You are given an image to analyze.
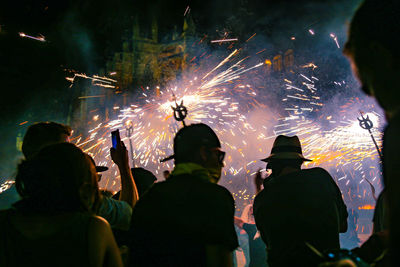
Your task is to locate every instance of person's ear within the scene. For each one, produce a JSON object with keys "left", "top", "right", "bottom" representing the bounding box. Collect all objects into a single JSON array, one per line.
[
  {"left": 79, "top": 183, "right": 95, "bottom": 211},
  {"left": 199, "top": 146, "right": 208, "bottom": 163}
]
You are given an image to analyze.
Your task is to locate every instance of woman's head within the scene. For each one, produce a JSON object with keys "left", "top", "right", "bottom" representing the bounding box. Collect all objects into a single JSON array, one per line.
[{"left": 15, "top": 142, "right": 99, "bottom": 214}]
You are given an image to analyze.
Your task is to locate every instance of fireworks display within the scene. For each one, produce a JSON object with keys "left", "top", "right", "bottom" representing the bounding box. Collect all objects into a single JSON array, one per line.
[
  {"left": 0, "top": 6, "right": 384, "bottom": 244},
  {"left": 73, "top": 50, "right": 268, "bottom": 188},
  {"left": 70, "top": 37, "right": 384, "bottom": 229}
]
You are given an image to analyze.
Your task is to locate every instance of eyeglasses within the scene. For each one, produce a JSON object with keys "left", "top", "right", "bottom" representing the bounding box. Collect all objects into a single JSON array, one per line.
[
  {"left": 210, "top": 148, "right": 225, "bottom": 165},
  {"left": 219, "top": 151, "right": 226, "bottom": 164}
]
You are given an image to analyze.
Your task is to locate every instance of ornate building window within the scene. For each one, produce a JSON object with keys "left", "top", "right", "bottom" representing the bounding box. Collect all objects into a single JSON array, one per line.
[
  {"left": 273, "top": 55, "right": 282, "bottom": 72},
  {"left": 284, "top": 49, "right": 294, "bottom": 69}
]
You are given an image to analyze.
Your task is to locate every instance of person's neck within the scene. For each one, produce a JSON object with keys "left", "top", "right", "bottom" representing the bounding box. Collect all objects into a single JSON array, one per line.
[
  {"left": 171, "top": 162, "right": 215, "bottom": 183},
  {"left": 276, "top": 166, "right": 300, "bottom": 177},
  {"left": 385, "top": 107, "right": 400, "bottom": 122}
]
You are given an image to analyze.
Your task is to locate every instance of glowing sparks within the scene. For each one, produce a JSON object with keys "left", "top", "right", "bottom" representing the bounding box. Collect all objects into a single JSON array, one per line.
[
  {"left": 210, "top": 38, "right": 238, "bottom": 43},
  {"left": 0, "top": 181, "right": 14, "bottom": 194},
  {"left": 330, "top": 33, "right": 340, "bottom": 49},
  {"left": 74, "top": 52, "right": 266, "bottom": 192},
  {"left": 358, "top": 204, "right": 375, "bottom": 210},
  {"left": 246, "top": 33, "right": 257, "bottom": 42},
  {"left": 67, "top": 37, "right": 383, "bottom": 225},
  {"left": 66, "top": 73, "right": 117, "bottom": 88},
  {"left": 184, "top": 5, "right": 191, "bottom": 16},
  {"left": 301, "top": 63, "right": 318, "bottom": 70},
  {"left": 19, "top": 32, "right": 46, "bottom": 42},
  {"left": 78, "top": 95, "right": 106, "bottom": 99}
]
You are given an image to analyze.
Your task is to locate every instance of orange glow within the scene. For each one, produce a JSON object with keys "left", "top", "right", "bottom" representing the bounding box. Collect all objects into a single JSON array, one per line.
[{"left": 358, "top": 204, "right": 375, "bottom": 210}]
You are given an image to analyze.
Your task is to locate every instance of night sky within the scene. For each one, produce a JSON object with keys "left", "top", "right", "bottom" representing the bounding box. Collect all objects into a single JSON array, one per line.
[{"left": 0, "top": 0, "right": 361, "bottom": 177}]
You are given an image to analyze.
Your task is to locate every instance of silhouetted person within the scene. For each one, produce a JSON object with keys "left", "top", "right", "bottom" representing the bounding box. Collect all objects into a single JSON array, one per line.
[
  {"left": 131, "top": 167, "right": 157, "bottom": 197},
  {"left": 0, "top": 143, "right": 122, "bottom": 266},
  {"left": 235, "top": 204, "right": 268, "bottom": 267},
  {"left": 113, "top": 167, "right": 157, "bottom": 200},
  {"left": 253, "top": 135, "right": 348, "bottom": 267},
  {"left": 343, "top": 1, "right": 400, "bottom": 264},
  {"left": 373, "top": 190, "right": 388, "bottom": 234},
  {"left": 0, "top": 121, "right": 137, "bottom": 230},
  {"left": 0, "top": 122, "right": 72, "bottom": 209},
  {"left": 130, "top": 123, "right": 238, "bottom": 267},
  {"left": 113, "top": 167, "right": 156, "bottom": 253},
  {"left": 340, "top": 209, "right": 360, "bottom": 249}
]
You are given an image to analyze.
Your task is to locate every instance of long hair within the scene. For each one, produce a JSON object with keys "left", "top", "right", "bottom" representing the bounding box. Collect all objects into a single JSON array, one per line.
[{"left": 14, "top": 142, "right": 99, "bottom": 214}]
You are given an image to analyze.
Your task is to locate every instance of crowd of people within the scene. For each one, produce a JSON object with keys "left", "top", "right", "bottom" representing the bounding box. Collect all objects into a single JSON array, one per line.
[{"left": 0, "top": 0, "right": 399, "bottom": 266}]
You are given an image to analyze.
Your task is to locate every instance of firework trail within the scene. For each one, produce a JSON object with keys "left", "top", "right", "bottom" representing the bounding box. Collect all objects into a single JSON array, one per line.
[{"left": 18, "top": 32, "right": 46, "bottom": 42}]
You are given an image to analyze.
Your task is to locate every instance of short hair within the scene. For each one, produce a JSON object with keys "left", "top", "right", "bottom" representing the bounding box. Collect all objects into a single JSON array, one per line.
[
  {"left": 22, "top": 122, "right": 72, "bottom": 159},
  {"left": 15, "top": 143, "right": 98, "bottom": 214},
  {"left": 173, "top": 123, "right": 221, "bottom": 164},
  {"left": 345, "top": 0, "right": 400, "bottom": 59}
]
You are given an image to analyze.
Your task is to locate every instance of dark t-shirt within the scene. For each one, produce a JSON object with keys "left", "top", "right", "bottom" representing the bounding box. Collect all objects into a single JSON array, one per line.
[
  {"left": 372, "top": 189, "right": 388, "bottom": 233},
  {"left": 129, "top": 173, "right": 238, "bottom": 267},
  {"left": 253, "top": 167, "right": 348, "bottom": 267},
  {"left": 243, "top": 223, "right": 268, "bottom": 267},
  {"left": 383, "top": 112, "right": 400, "bottom": 264}
]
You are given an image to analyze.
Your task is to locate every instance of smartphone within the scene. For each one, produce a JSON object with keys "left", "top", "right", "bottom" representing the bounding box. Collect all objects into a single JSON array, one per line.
[{"left": 111, "top": 129, "right": 120, "bottom": 149}]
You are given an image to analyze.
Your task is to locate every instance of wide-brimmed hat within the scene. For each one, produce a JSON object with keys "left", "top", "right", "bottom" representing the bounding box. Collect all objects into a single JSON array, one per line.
[
  {"left": 160, "top": 123, "right": 221, "bottom": 162},
  {"left": 261, "top": 135, "right": 312, "bottom": 162}
]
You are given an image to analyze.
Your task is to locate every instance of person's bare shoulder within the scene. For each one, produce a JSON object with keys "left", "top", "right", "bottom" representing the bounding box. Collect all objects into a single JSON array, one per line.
[
  {"left": 87, "top": 215, "right": 113, "bottom": 245},
  {"left": 89, "top": 215, "right": 111, "bottom": 229},
  {"left": 87, "top": 215, "right": 123, "bottom": 267}
]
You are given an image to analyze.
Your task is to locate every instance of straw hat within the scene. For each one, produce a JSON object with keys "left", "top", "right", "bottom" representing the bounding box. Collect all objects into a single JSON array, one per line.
[{"left": 261, "top": 135, "right": 312, "bottom": 162}]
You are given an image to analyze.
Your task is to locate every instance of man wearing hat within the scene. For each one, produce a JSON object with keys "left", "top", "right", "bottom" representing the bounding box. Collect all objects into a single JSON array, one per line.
[
  {"left": 253, "top": 135, "right": 348, "bottom": 267},
  {"left": 129, "top": 123, "right": 238, "bottom": 267}
]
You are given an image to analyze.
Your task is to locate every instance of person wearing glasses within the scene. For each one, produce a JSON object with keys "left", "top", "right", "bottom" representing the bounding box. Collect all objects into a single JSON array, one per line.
[
  {"left": 253, "top": 135, "right": 348, "bottom": 267},
  {"left": 129, "top": 123, "right": 238, "bottom": 267}
]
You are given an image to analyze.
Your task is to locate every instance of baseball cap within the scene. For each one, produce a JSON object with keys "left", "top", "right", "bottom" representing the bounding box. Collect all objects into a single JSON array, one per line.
[{"left": 160, "top": 123, "right": 221, "bottom": 162}]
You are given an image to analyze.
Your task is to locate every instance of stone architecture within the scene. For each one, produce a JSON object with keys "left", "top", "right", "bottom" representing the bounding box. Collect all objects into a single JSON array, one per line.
[{"left": 105, "top": 16, "right": 196, "bottom": 92}]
